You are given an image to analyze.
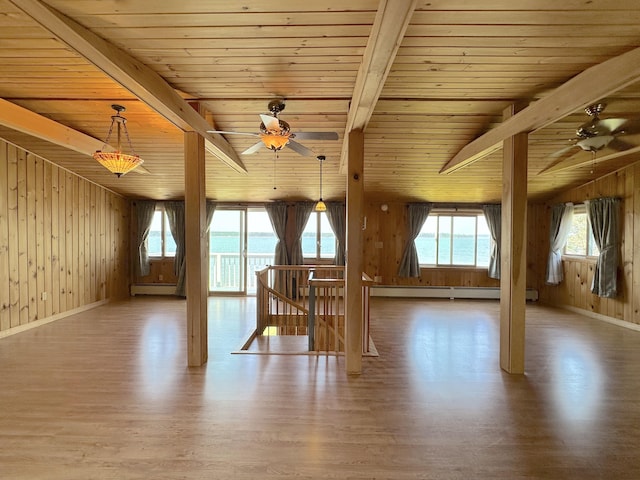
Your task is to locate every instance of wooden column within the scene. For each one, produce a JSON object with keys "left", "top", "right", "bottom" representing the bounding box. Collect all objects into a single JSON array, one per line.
[
  {"left": 184, "top": 131, "right": 208, "bottom": 367},
  {"left": 345, "top": 129, "right": 364, "bottom": 374},
  {"left": 500, "top": 104, "right": 528, "bottom": 374}
]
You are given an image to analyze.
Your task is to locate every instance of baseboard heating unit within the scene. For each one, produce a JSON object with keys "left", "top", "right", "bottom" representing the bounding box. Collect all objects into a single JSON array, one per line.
[
  {"left": 130, "top": 284, "right": 177, "bottom": 296},
  {"left": 371, "top": 286, "right": 538, "bottom": 301}
]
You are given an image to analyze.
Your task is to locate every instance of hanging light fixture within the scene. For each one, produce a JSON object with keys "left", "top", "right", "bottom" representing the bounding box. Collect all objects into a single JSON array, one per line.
[
  {"left": 315, "top": 155, "right": 327, "bottom": 212},
  {"left": 93, "top": 104, "right": 144, "bottom": 177}
]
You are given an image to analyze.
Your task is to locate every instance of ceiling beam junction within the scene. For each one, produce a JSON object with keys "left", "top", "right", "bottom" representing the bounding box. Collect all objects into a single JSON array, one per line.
[
  {"left": 440, "top": 46, "right": 640, "bottom": 174},
  {"left": 9, "top": 0, "right": 247, "bottom": 174},
  {"left": 339, "top": 0, "right": 417, "bottom": 173}
]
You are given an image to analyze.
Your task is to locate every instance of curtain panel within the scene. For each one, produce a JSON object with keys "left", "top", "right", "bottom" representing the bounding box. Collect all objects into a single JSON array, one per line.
[
  {"left": 482, "top": 204, "right": 501, "bottom": 280},
  {"left": 545, "top": 202, "right": 574, "bottom": 285},
  {"left": 326, "top": 202, "right": 346, "bottom": 266},
  {"left": 135, "top": 200, "right": 156, "bottom": 277},
  {"left": 165, "top": 201, "right": 186, "bottom": 296},
  {"left": 585, "top": 197, "right": 620, "bottom": 298},
  {"left": 397, "top": 203, "right": 432, "bottom": 277},
  {"left": 173, "top": 200, "right": 216, "bottom": 297},
  {"left": 265, "top": 202, "right": 289, "bottom": 265},
  {"left": 289, "top": 202, "right": 314, "bottom": 265}
]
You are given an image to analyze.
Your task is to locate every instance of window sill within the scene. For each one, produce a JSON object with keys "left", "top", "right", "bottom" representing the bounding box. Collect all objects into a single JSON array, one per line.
[
  {"left": 419, "top": 265, "right": 488, "bottom": 271},
  {"left": 561, "top": 255, "right": 597, "bottom": 264}
]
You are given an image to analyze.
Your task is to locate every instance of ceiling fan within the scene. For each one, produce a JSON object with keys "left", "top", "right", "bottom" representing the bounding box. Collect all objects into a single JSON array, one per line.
[
  {"left": 547, "top": 103, "right": 640, "bottom": 159},
  {"left": 207, "top": 99, "right": 339, "bottom": 157}
]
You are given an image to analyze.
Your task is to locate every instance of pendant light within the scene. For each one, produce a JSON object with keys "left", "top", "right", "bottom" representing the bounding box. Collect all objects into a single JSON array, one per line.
[
  {"left": 93, "top": 104, "right": 144, "bottom": 177},
  {"left": 315, "top": 155, "right": 327, "bottom": 212}
]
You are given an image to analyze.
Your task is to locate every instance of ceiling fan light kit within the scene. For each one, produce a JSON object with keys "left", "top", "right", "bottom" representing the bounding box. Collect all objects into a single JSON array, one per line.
[
  {"left": 547, "top": 102, "right": 640, "bottom": 159},
  {"left": 207, "top": 99, "right": 338, "bottom": 158},
  {"left": 93, "top": 104, "right": 144, "bottom": 177}
]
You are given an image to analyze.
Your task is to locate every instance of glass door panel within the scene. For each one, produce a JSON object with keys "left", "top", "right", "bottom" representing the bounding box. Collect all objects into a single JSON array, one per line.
[
  {"left": 209, "top": 210, "right": 245, "bottom": 293},
  {"left": 246, "top": 209, "right": 277, "bottom": 294}
]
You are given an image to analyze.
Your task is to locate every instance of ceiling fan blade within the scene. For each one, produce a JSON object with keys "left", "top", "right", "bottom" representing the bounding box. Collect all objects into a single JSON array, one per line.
[
  {"left": 287, "top": 140, "right": 316, "bottom": 157},
  {"left": 259, "top": 114, "right": 280, "bottom": 131},
  {"left": 608, "top": 138, "right": 636, "bottom": 151},
  {"left": 601, "top": 117, "right": 640, "bottom": 136},
  {"left": 241, "top": 141, "right": 265, "bottom": 155},
  {"left": 293, "top": 131, "right": 339, "bottom": 140},
  {"left": 548, "top": 144, "right": 578, "bottom": 158},
  {"left": 207, "top": 130, "right": 259, "bottom": 137},
  {"left": 592, "top": 118, "right": 627, "bottom": 135}
]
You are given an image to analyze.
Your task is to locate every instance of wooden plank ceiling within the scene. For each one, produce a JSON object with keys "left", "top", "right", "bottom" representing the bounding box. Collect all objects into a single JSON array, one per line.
[{"left": 1, "top": 0, "right": 640, "bottom": 203}]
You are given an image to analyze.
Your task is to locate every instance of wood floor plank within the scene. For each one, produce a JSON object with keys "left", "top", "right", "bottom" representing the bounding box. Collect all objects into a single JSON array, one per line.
[{"left": 1, "top": 297, "right": 640, "bottom": 478}]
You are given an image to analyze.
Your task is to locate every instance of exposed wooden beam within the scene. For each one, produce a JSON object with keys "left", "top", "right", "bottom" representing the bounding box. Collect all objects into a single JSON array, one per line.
[
  {"left": 9, "top": 0, "right": 247, "bottom": 174},
  {"left": 538, "top": 145, "right": 640, "bottom": 176},
  {"left": 440, "top": 46, "right": 640, "bottom": 174},
  {"left": 345, "top": 129, "right": 364, "bottom": 375},
  {"left": 184, "top": 131, "right": 208, "bottom": 367},
  {"left": 339, "top": 0, "right": 417, "bottom": 173},
  {"left": 0, "top": 98, "right": 151, "bottom": 174},
  {"left": 499, "top": 103, "right": 528, "bottom": 375}
]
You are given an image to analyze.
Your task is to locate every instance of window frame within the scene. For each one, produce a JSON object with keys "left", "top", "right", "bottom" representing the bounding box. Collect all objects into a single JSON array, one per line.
[
  {"left": 416, "top": 211, "right": 490, "bottom": 269},
  {"left": 148, "top": 205, "right": 176, "bottom": 259},
  {"left": 563, "top": 204, "right": 599, "bottom": 259},
  {"left": 302, "top": 211, "right": 336, "bottom": 262}
]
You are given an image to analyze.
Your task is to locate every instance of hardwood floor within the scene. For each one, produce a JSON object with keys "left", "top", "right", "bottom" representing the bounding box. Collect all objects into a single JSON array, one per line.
[{"left": 2, "top": 296, "right": 640, "bottom": 479}]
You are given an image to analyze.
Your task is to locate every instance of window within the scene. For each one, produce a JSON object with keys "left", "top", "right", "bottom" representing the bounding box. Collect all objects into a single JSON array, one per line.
[
  {"left": 564, "top": 207, "right": 599, "bottom": 257},
  {"left": 302, "top": 212, "right": 336, "bottom": 260},
  {"left": 416, "top": 213, "right": 490, "bottom": 267},
  {"left": 147, "top": 206, "right": 176, "bottom": 258}
]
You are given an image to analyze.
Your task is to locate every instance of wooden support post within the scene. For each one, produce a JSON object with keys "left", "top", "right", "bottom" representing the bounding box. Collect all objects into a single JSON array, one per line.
[
  {"left": 500, "top": 104, "right": 528, "bottom": 374},
  {"left": 184, "top": 131, "right": 208, "bottom": 367},
  {"left": 345, "top": 129, "right": 364, "bottom": 375}
]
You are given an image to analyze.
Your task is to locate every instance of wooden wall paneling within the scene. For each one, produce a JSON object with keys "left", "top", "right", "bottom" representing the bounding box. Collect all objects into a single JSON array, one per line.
[
  {"left": 64, "top": 171, "right": 73, "bottom": 309},
  {"left": 43, "top": 161, "right": 52, "bottom": 318},
  {"left": 77, "top": 177, "right": 86, "bottom": 306},
  {"left": 50, "top": 165, "right": 60, "bottom": 315},
  {"left": 7, "top": 144, "right": 19, "bottom": 327},
  {"left": 84, "top": 179, "right": 91, "bottom": 303},
  {"left": 25, "top": 154, "right": 38, "bottom": 323},
  {"left": 89, "top": 182, "right": 96, "bottom": 302},
  {"left": 98, "top": 188, "right": 107, "bottom": 300},
  {"left": 35, "top": 156, "right": 45, "bottom": 320},
  {"left": 17, "top": 148, "right": 28, "bottom": 325},
  {"left": 0, "top": 141, "right": 8, "bottom": 331},
  {"left": 71, "top": 174, "right": 79, "bottom": 308},
  {"left": 633, "top": 163, "right": 640, "bottom": 325},
  {"left": 58, "top": 169, "right": 67, "bottom": 313},
  {"left": 26, "top": 153, "right": 37, "bottom": 322}
]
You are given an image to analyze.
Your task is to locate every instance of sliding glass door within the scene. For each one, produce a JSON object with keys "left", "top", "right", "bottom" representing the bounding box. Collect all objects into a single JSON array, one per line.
[{"left": 209, "top": 208, "right": 276, "bottom": 294}]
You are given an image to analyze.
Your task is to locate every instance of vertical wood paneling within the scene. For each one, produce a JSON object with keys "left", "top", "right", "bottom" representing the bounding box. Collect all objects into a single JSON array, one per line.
[
  {"left": 72, "top": 175, "right": 80, "bottom": 309},
  {"left": 90, "top": 183, "right": 96, "bottom": 302},
  {"left": 0, "top": 139, "right": 131, "bottom": 334},
  {"left": 35, "top": 156, "right": 45, "bottom": 320},
  {"left": 26, "top": 154, "right": 37, "bottom": 322},
  {"left": 533, "top": 162, "right": 640, "bottom": 324},
  {"left": 0, "top": 142, "right": 9, "bottom": 331},
  {"left": 78, "top": 179, "right": 86, "bottom": 306},
  {"left": 7, "top": 144, "right": 19, "bottom": 328},
  {"left": 17, "top": 149, "right": 28, "bottom": 325},
  {"left": 84, "top": 180, "right": 91, "bottom": 303},
  {"left": 43, "top": 162, "right": 52, "bottom": 318},
  {"left": 65, "top": 171, "right": 74, "bottom": 309},
  {"left": 58, "top": 170, "right": 67, "bottom": 313},
  {"left": 50, "top": 166, "right": 60, "bottom": 315}
]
